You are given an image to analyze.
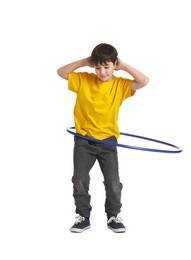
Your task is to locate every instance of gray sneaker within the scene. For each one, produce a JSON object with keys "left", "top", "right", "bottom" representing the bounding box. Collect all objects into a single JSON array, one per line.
[
  {"left": 107, "top": 216, "right": 126, "bottom": 233},
  {"left": 70, "top": 215, "right": 90, "bottom": 233}
]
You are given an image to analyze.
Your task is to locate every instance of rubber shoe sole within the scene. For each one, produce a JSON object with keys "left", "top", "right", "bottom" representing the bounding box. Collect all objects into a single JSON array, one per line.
[
  {"left": 70, "top": 225, "right": 91, "bottom": 233},
  {"left": 108, "top": 225, "right": 126, "bottom": 233}
]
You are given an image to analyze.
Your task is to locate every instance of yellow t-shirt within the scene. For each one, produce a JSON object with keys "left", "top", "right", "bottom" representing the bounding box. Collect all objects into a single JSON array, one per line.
[{"left": 68, "top": 72, "right": 135, "bottom": 139}]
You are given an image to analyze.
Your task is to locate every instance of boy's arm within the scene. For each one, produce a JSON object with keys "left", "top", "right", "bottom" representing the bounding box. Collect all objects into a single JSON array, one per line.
[
  {"left": 116, "top": 59, "right": 149, "bottom": 90},
  {"left": 57, "top": 57, "right": 93, "bottom": 80}
]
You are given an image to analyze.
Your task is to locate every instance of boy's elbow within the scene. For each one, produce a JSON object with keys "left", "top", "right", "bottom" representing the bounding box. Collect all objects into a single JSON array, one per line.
[
  {"left": 57, "top": 68, "right": 68, "bottom": 80},
  {"left": 132, "top": 76, "right": 149, "bottom": 90},
  {"left": 143, "top": 76, "right": 149, "bottom": 86},
  {"left": 57, "top": 68, "right": 62, "bottom": 77}
]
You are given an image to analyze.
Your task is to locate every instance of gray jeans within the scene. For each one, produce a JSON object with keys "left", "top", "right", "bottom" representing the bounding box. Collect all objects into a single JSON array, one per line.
[{"left": 72, "top": 135, "right": 123, "bottom": 219}]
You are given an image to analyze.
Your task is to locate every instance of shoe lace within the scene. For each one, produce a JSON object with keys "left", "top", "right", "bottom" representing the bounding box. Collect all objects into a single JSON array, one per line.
[
  {"left": 107, "top": 216, "right": 122, "bottom": 224},
  {"left": 74, "top": 215, "right": 85, "bottom": 224}
]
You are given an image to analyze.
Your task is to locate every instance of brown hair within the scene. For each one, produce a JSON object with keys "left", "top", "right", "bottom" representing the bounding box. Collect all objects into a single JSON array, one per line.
[{"left": 91, "top": 43, "right": 118, "bottom": 66}]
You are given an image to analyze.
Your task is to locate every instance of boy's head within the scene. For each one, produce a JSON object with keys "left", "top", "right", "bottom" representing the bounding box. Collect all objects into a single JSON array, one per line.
[{"left": 91, "top": 43, "right": 118, "bottom": 66}]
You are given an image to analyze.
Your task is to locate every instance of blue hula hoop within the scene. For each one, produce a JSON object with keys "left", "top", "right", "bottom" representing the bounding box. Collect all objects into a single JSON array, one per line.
[{"left": 66, "top": 127, "right": 182, "bottom": 154}]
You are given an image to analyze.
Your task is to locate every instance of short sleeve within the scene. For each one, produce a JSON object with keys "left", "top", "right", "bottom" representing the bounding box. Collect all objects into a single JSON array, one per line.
[
  {"left": 68, "top": 72, "right": 81, "bottom": 93},
  {"left": 119, "top": 78, "right": 135, "bottom": 102}
]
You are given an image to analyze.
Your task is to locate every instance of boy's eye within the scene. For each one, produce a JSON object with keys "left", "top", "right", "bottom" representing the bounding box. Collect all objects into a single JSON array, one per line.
[{"left": 95, "top": 66, "right": 109, "bottom": 70}]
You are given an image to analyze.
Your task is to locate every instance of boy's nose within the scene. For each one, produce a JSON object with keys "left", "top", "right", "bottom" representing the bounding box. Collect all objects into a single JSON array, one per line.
[{"left": 100, "top": 68, "right": 105, "bottom": 75}]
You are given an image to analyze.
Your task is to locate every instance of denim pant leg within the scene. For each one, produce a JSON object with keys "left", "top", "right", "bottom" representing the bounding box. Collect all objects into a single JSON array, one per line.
[
  {"left": 72, "top": 136, "right": 97, "bottom": 217},
  {"left": 97, "top": 136, "right": 123, "bottom": 219}
]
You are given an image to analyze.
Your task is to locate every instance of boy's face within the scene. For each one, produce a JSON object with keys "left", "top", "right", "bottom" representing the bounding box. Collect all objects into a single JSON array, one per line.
[{"left": 94, "top": 61, "right": 117, "bottom": 82}]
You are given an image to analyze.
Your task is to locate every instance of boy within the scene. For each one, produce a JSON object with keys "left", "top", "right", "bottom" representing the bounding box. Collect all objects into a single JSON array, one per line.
[{"left": 57, "top": 43, "right": 149, "bottom": 233}]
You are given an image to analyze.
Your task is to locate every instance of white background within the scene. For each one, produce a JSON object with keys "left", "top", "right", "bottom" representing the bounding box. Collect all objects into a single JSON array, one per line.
[{"left": 0, "top": 0, "right": 190, "bottom": 259}]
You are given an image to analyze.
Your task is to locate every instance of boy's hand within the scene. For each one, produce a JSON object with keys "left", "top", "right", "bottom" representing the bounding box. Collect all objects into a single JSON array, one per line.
[
  {"left": 115, "top": 58, "right": 122, "bottom": 71},
  {"left": 86, "top": 57, "right": 94, "bottom": 68}
]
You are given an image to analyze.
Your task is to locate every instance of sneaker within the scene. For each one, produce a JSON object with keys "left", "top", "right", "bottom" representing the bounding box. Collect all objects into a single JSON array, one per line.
[
  {"left": 107, "top": 216, "right": 126, "bottom": 233},
  {"left": 70, "top": 215, "right": 90, "bottom": 233}
]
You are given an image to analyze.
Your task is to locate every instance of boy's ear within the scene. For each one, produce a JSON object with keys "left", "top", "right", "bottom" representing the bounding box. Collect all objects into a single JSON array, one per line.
[{"left": 114, "top": 60, "right": 118, "bottom": 69}]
